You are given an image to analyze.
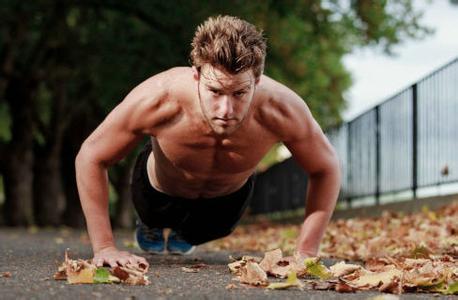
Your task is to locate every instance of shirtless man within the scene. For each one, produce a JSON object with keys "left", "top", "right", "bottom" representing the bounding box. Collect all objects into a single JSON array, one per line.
[{"left": 75, "top": 15, "right": 341, "bottom": 269}]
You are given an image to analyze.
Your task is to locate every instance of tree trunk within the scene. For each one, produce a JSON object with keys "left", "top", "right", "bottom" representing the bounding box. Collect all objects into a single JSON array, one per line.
[
  {"left": 33, "top": 144, "right": 65, "bottom": 226},
  {"left": 2, "top": 78, "right": 36, "bottom": 226},
  {"left": 33, "top": 80, "right": 68, "bottom": 226},
  {"left": 3, "top": 146, "right": 34, "bottom": 226}
]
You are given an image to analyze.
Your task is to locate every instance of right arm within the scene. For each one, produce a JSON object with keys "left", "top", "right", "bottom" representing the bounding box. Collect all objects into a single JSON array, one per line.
[{"left": 75, "top": 75, "right": 171, "bottom": 268}]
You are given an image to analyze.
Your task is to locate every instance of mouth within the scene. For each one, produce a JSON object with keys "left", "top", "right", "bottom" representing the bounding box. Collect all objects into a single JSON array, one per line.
[
  {"left": 213, "top": 118, "right": 237, "bottom": 127},
  {"left": 215, "top": 117, "right": 234, "bottom": 121}
]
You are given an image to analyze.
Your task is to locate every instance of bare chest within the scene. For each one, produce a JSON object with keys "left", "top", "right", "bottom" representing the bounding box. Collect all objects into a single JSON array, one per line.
[{"left": 152, "top": 122, "right": 276, "bottom": 176}]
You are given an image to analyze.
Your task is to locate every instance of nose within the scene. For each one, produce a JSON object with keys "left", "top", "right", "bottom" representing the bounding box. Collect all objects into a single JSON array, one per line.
[{"left": 218, "top": 96, "right": 234, "bottom": 117}]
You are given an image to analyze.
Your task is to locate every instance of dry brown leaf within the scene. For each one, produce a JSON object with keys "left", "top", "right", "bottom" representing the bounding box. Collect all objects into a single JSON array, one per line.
[
  {"left": 342, "top": 268, "right": 402, "bottom": 290},
  {"left": 53, "top": 250, "right": 149, "bottom": 285},
  {"left": 259, "top": 249, "right": 283, "bottom": 273},
  {"left": 217, "top": 202, "right": 458, "bottom": 295},
  {"left": 329, "top": 261, "right": 361, "bottom": 277},
  {"left": 67, "top": 267, "right": 94, "bottom": 284},
  {"left": 239, "top": 262, "right": 268, "bottom": 286},
  {"left": 335, "top": 281, "right": 355, "bottom": 293},
  {"left": 225, "top": 283, "right": 237, "bottom": 289},
  {"left": 182, "top": 267, "right": 198, "bottom": 273},
  {"left": 1, "top": 272, "right": 12, "bottom": 278}
]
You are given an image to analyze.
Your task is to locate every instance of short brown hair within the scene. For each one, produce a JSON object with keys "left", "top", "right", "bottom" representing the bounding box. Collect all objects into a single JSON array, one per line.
[{"left": 190, "top": 15, "right": 267, "bottom": 79}]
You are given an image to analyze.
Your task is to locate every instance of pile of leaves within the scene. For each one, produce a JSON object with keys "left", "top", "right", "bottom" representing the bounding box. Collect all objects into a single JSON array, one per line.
[
  {"left": 205, "top": 202, "right": 458, "bottom": 261},
  {"left": 53, "top": 251, "right": 149, "bottom": 285},
  {"left": 206, "top": 201, "right": 458, "bottom": 294},
  {"left": 321, "top": 204, "right": 458, "bottom": 261},
  {"left": 228, "top": 248, "right": 458, "bottom": 295}
]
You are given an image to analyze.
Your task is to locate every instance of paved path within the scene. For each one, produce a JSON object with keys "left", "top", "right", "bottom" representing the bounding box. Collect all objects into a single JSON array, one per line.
[{"left": 0, "top": 228, "right": 452, "bottom": 299}]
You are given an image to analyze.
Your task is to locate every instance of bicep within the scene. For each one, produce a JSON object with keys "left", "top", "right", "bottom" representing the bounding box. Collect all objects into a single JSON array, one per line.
[
  {"left": 283, "top": 102, "right": 338, "bottom": 175},
  {"left": 285, "top": 124, "right": 337, "bottom": 175},
  {"left": 80, "top": 102, "right": 144, "bottom": 167}
]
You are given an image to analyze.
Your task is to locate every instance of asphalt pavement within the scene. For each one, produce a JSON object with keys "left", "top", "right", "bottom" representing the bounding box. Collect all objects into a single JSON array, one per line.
[{"left": 0, "top": 228, "right": 453, "bottom": 300}]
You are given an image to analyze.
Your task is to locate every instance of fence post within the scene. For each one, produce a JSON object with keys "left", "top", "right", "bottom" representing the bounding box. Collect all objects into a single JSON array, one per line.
[
  {"left": 346, "top": 122, "right": 352, "bottom": 208},
  {"left": 412, "top": 84, "right": 418, "bottom": 199},
  {"left": 375, "top": 106, "right": 381, "bottom": 205}
]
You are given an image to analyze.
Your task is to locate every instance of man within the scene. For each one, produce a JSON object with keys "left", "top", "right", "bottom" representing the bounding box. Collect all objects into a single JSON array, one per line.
[{"left": 75, "top": 15, "right": 341, "bottom": 269}]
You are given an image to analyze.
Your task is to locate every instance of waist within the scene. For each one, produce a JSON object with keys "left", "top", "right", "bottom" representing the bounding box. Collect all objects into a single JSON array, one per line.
[{"left": 146, "top": 167, "right": 253, "bottom": 199}]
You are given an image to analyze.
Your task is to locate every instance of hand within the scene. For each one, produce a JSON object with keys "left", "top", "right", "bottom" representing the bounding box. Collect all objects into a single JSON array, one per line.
[{"left": 93, "top": 247, "right": 149, "bottom": 270}]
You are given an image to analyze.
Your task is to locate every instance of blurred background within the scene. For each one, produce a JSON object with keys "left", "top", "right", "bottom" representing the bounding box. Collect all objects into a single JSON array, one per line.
[{"left": 0, "top": 0, "right": 456, "bottom": 228}]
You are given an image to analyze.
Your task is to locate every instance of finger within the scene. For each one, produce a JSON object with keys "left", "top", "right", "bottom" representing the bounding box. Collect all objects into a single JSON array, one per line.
[
  {"left": 137, "top": 258, "right": 149, "bottom": 270},
  {"left": 117, "top": 258, "right": 128, "bottom": 267},
  {"left": 126, "top": 257, "right": 136, "bottom": 266},
  {"left": 93, "top": 258, "right": 104, "bottom": 267},
  {"left": 132, "top": 255, "right": 149, "bottom": 268},
  {"left": 107, "top": 259, "right": 119, "bottom": 268}
]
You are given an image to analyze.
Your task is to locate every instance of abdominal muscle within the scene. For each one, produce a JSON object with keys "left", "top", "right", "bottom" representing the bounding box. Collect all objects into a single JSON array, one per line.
[{"left": 145, "top": 151, "right": 252, "bottom": 199}]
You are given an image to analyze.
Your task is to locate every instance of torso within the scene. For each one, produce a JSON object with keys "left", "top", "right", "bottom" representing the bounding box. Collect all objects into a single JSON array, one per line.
[{"left": 143, "top": 67, "right": 294, "bottom": 198}]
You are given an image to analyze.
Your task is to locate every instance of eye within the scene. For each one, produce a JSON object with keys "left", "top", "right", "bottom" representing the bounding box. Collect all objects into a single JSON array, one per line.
[
  {"left": 234, "top": 91, "right": 247, "bottom": 97},
  {"left": 210, "top": 89, "right": 221, "bottom": 96}
]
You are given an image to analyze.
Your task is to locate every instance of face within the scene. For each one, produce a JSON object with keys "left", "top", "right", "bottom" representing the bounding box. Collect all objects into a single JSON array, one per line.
[{"left": 194, "top": 64, "right": 259, "bottom": 135}]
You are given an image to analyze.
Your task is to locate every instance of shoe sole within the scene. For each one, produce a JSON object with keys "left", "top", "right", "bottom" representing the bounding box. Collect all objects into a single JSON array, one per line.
[{"left": 168, "top": 245, "right": 197, "bottom": 255}]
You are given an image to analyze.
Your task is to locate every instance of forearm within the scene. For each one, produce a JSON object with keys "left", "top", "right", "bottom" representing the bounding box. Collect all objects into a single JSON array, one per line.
[
  {"left": 75, "top": 152, "right": 116, "bottom": 253},
  {"left": 297, "top": 168, "right": 340, "bottom": 256}
]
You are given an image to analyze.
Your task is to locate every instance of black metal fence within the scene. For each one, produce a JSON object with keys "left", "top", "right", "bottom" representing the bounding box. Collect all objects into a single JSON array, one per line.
[
  {"left": 328, "top": 57, "right": 458, "bottom": 203},
  {"left": 250, "top": 158, "right": 307, "bottom": 214},
  {"left": 249, "top": 57, "right": 458, "bottom": 213}
]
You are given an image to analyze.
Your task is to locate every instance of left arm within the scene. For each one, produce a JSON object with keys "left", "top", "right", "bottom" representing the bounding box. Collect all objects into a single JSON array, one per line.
[{"left": 282, "top": 97, "right": 341, "bottom": 257}]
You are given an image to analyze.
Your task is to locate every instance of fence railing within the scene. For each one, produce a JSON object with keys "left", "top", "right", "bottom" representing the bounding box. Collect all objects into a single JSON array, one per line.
[
  {"left": 249, "top": 56, "right": 458, "bottom": 214},
  {"left": 327, "top": 56, "right": 458, "bottom": 204}
]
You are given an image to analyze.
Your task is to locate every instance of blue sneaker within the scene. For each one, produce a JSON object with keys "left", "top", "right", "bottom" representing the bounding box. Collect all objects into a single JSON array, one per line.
[
  {"left": 135, "top": 221, "right": 165, "bottom": 254},
  {"left": 167, "top": 230, "right": 196, "bottom": 255}
]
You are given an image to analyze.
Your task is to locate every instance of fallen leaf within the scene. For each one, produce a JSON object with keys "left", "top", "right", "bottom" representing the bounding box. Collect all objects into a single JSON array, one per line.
[
  {"left": 342, "top": 268, "right": 402, "bottom": 290},
  {"left": 225, "top": 283, "right": 237, "bottom": 289},
  {"left": 304, "top": 257, "right": 332, "bottom": 280},
  {"left": 228, "top": 256, "right": 260, "bottom": 275},
  {"left": 329, "top": 261, "right": 361, "bottom": 277},
  {"left": 182, "top": 267, "right": 198, "bottom": 273},
  {"left": 259, "top": 249, "right": 283, "bottom": 273},
  {"left": 335, "top": 282, "right": 355, "bottom": 293},
  {"left": 54, "top": 250, "right": 149, "bottom": 285},
  {"left": 67, "top": 267, "right": 94, "bottom": 284},
  {"left": 444, "top": 281, "right": 458, "bottom": 295},
  {"left": 1, "top": 272, "right": 12, "bottom": 278},
  {"left": 267, "top": 271, "right": 303, "bottom": 290},
  {"left": 93, "top": 268, "right": 112, "bottom": 284},
  {"left": 239, "top": 262, "right": 268, "bottom": 286}
]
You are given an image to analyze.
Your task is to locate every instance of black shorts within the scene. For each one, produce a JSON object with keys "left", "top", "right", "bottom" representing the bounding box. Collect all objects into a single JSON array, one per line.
[{"left": 131, "top": 142, "right": 255, "bottom": 245}]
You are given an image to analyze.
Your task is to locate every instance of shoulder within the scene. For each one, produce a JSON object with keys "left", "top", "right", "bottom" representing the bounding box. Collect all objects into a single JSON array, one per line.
[
  {"left": 254, "top": 75, "right": 315, "bottom": 142},
  {"left": 118, "top": 67, "right": 191, "bottom": 135}
]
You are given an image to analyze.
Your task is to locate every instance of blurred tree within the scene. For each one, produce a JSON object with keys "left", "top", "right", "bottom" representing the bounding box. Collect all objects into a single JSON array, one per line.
[{"left": 0, "top": 0, "right": 435, "bottom": 226}]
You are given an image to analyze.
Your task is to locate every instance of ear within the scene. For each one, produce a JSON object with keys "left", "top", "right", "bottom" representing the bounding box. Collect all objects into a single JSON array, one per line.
[
  {"left": 255, "top": 77, "right": 261, "bottom": 85},
  {"left": 192, "top": 66, "right": 200, "bottom": 81}
]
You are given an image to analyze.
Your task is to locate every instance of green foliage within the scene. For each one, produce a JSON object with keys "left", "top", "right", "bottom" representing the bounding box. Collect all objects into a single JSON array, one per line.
[
  {"left": 0, "top": 104, "right": 11, "bottom": 142},
  {"left": 0, "top": 0, "right": 437, "bottom": 204}
]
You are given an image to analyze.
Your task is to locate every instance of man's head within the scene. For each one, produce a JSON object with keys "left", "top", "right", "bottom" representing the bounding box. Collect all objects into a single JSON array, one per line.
[{"left": 190, "top": 15, "right": 267, "bottom": 135}]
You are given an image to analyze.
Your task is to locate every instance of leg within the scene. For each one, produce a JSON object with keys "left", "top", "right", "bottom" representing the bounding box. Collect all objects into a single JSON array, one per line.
[{"left": 130, "top": 142, "right": 188, "bottom": 253}]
